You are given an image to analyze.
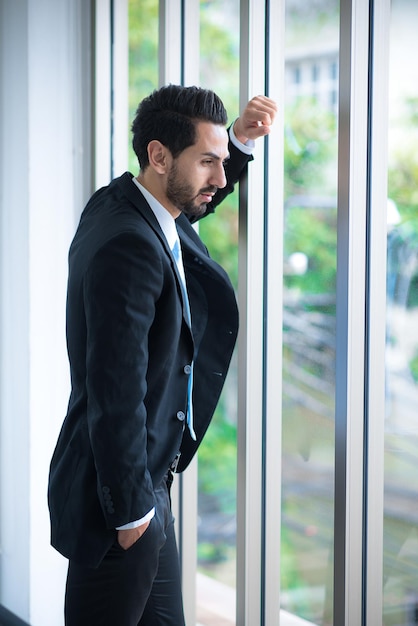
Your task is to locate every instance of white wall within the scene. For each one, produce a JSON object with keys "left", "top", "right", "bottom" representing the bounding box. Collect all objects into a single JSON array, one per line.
[{"left": 0, "top": 0, "right": 93, "bottom": 623}]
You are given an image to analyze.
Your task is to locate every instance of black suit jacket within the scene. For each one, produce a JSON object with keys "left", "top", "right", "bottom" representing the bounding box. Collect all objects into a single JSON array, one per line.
[{"left": 48, "top": 142, "right": 251, "bottom": 567}]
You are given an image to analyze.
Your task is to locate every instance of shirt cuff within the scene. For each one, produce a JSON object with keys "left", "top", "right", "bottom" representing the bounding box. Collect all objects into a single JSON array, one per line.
[
  {"left": 116, "top": 507, "right": 155, "bottom": 530},
  {"left": 229, "top": 120, "right": 255, "bottom": 156}
]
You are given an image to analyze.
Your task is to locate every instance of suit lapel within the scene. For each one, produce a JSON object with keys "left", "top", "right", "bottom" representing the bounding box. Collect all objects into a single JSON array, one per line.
[
  {"left": 116, "top": 173, "right": 167, "bottom": 243},
  {"left": 116, "top": 172, "right": 192, "bottom": 330}
]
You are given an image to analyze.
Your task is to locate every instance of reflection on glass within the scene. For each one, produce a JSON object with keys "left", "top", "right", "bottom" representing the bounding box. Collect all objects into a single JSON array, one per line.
[
  {"left": 282, "top": 2, "right": 339, "bottom": 624},
  {"left": 384, "top": 1, "right": 418, "bottom": 623}
]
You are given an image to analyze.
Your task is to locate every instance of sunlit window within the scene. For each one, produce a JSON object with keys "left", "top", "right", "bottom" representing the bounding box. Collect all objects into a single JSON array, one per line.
[
  {"left": 282, "top": 2, "right": 339, "bottom": 624},
  {"left": 383, "top": 0, "right": 418, "bottom": 623}
]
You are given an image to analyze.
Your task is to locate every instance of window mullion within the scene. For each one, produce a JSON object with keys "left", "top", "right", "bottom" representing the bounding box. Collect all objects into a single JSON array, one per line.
[{"left": 334, "top": 0, "right": 371, "bottom": 623}]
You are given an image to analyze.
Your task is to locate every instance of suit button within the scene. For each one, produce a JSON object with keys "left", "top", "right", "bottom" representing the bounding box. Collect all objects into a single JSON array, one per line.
[
  {"left": 102, "top": 486, "right": 110, "bottom": 494},
  {"left": 176, "top": 411, "right": 186, "bottom": 422},
  {"left": 183, "top": 364, "right": 192, "bottom": 375}
]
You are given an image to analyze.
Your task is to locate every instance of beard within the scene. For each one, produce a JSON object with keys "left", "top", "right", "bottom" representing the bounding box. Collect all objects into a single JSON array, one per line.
[{"left": 166, "top": 162, "right": 217, "bottom": 219}]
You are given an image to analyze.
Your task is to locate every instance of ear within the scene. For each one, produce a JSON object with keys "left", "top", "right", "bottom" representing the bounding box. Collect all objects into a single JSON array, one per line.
[{"left": 147, "top": 140, "right": 171, "bottom": 174}]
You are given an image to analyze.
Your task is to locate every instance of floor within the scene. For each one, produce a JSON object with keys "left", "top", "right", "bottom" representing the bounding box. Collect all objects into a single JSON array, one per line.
[
  {"left": 196, "top": 573, "right": 316, "bottom": 626},
  {"left": 196, "top": 572, "right": 235, "bottom": 626}
]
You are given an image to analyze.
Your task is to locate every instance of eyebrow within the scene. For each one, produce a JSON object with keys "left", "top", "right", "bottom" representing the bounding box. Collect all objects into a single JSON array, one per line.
[{"left": 201, "top": 151, "right": 230, "bottom": 163}]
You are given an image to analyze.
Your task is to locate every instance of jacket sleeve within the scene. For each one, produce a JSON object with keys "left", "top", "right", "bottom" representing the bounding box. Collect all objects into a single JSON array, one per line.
[{"left": 83, "top": 232, "right": 162, "bottom": 528}]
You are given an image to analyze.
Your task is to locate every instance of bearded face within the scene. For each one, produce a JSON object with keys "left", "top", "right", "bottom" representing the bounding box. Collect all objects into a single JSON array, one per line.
[{"left": 166, "top": 160, "right": 218, "bottom": 219}]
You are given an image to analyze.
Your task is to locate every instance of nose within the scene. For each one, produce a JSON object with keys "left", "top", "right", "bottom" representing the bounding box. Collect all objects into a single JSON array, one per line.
[{"left": 210, "top": 162, "right": 227, "bottom": 190}]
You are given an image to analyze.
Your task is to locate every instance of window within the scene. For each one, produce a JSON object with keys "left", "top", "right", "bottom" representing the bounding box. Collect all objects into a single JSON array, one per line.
[
  {"left": 383, "top": 0, "right": 418, "bottom": 622},
  {"left": 282, "top": 2, "right": 339, "bottom": 623}
]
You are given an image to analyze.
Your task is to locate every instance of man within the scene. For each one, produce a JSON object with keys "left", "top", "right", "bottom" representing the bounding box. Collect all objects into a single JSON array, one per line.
[{"left": 48, "top": 85, "right": 276, "bottom": 625}]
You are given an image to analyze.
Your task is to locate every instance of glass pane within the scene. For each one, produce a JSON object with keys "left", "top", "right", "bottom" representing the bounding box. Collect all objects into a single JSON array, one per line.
[
  {"left": 128, "top": 0, "right": 159, "bottom": 172},
  {"left": 383, "top": 1, "right": 418, "bottom": 623},
  {"left": 281, "top": 2, "right": 339, "bottom": 624},
  {"left": 197, "top": 1, "right": 240, "bottom": 624}
]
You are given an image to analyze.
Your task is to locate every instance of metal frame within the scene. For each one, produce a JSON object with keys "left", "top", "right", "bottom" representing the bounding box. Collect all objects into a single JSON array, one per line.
[
  {"left": 237, "top": 1, "right": 285, "bottom": 625},
  {"left": 158, "top": 0, "right": 182, "bottom": 85},
  {"left": 263, "top": 2, "right": 285, "bottom": 623},
  {"left": 334, "top": 1, "right": 391, "bottom": 624},
  {"left": 237, "top": 1, "right": 268, "bottom": 622},
  {"left": 334, "top": 0, "right": 371, "bottom": 622},
  {"left": 94, "top": 0, "right": 128, "bottom": 188},
  {"left": 94, "top": 0, "right": 112, "bottom": 186},
  {"left": 364, "top": 1, "right": 390, "bottom": 623}
]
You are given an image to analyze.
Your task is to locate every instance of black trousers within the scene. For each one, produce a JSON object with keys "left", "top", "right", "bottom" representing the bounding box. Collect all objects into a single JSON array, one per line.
[{"left": 64, "top": 475, "right": 185, "bottom": 626}]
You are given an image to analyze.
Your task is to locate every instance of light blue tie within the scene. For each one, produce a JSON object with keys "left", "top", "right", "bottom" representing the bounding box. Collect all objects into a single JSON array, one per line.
[{"left": 172, "top": 239, "right": 196, "bottom": 441}]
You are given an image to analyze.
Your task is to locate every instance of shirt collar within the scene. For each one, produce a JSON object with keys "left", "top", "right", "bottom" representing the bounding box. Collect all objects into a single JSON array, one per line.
[{"left": 132, "top": 177, "right": 178, "bottom": 251}]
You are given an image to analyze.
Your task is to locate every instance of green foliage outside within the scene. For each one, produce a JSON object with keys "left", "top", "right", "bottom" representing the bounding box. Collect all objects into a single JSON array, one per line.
[
  {"left": 409, "top": 352, "right": 418, "bottom": 383},
  {"left": 196, "top": 397, "right": 237, "bottom": 569},
  {"left": 284, "top": 98, "right": 338, "bottom": 294},
  {"left": 128, "top": 0, "right": 159, "bottom": 173},
  {"left": 388, "top": 97, "right": 418, "bottom": 221},
  {"left": 198, "top": 0, "right": 241, "bottom": 289},
  {"left": 192, "top": 0, "right": 242, "bottom": 291},
  {"left": 284, "top": 98, "right": 337, "bottom": 199},
  {"left": 197, "top": 399, "right": 237, "bottom": 514},
  {"left": 284, "top": 205, "right": 337, "bottom": 294}
]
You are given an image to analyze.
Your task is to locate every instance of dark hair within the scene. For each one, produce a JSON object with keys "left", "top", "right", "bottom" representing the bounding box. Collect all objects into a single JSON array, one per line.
[{"left": 131, "top": 84, "right": 228, "bottom": 169}]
